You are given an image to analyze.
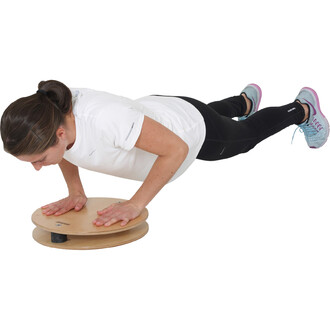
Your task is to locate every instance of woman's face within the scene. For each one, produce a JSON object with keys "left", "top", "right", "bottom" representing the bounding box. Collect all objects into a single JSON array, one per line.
[{"left": 16, "top": 127, "right": 70, "bottom": 171}]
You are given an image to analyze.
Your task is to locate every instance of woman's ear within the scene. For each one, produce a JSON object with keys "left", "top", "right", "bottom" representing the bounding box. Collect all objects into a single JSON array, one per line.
[{"left": 56, "top": 126, "right": 66, "bottom": 140}]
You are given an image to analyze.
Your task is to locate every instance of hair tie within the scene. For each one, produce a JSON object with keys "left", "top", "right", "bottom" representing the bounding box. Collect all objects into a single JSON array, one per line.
[{"left": 36, "top": 89, "right": 48, "bottom": 96}]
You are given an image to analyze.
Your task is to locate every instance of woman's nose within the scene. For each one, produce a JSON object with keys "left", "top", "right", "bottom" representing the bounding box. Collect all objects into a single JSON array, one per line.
[{"left": 32, "top": 163, "right": 42, "bottom": 171}]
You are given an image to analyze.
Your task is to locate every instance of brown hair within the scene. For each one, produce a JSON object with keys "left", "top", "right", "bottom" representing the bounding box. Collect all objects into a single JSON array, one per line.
[{"left": 1, "top": 80, "right": 72, "bottom": 156}]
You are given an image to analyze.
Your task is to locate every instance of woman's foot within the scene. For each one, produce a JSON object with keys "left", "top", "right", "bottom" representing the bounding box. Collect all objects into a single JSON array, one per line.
[
  {"left": 241, "top": 93, "right": 252, "bottom": 115},
  {"left": 295, "top": 87, "right": 329, "bottom": 148},
  {"left": 296, "top": 101, "right": 309, "bottom": 123},
  {"left": 238, "top": 83, "right": 262, "bottom": 121}
]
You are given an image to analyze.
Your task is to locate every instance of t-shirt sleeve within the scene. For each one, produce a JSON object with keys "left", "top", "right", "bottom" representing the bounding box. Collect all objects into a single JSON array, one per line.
[{"left": 99, "top": 104, "right": 145, "bottom": 151}]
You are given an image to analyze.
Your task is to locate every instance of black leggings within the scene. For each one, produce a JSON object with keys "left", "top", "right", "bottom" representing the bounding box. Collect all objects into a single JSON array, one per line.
[{"left": 175, "top": 95, "right": 305, "bottom": 160}]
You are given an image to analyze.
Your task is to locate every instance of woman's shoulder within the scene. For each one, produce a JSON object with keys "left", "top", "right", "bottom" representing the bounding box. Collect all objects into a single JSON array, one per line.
[
  {"left": 70, "top": 87, "right": 112, "bottom": 99},
  {"left": 70, "top": 87, "right": 135, "bottom": 105},
  {"left": 70, "top": 88, "right": 141, "bottom": 118}
]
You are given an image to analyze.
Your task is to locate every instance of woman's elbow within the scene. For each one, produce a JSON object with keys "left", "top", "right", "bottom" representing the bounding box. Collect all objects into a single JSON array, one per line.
[{"left": 177, "top": 141, "right": 189, "bottom": 161}]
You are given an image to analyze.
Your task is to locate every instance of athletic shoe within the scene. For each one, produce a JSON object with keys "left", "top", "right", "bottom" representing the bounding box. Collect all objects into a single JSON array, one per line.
[
  {"left": 238, "top": 83, "right": 262, "bottom": 121},
  {"left": 293, "top": 87, "right": 329, "bottom": 148}
]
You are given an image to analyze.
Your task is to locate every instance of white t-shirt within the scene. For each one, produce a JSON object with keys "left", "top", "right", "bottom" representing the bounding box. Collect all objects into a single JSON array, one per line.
[{"left": 63, "top": 88, "right": 206, "bottom": 182}]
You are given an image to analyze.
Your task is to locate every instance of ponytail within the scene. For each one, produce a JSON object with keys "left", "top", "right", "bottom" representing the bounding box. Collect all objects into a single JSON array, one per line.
[
  {"left": 37, "top": 80, "right": 72, "bottom": 115},
  {"left": 1, "top": 80, "right": 73, "bottom": 156}
]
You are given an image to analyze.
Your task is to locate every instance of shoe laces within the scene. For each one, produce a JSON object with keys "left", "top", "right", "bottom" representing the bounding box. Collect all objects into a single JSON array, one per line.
[{"left": 291, "top": 122, "right": 318, "bottom": 144}]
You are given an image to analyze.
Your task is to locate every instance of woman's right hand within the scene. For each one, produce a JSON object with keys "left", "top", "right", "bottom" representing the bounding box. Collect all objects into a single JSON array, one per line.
[{"left": 41, "top": 193, "right": 87, "bottom": 216}]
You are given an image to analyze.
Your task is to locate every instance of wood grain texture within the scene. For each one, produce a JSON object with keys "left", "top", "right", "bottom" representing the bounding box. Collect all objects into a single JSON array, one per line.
[{"left": 32, "top": 197, "right": 148, "bottom": 236}]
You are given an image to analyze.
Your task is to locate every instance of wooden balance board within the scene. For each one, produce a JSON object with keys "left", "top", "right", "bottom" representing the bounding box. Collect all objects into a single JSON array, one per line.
[{"left": 32, "top": 197, "right": 149, "bottom": 250}]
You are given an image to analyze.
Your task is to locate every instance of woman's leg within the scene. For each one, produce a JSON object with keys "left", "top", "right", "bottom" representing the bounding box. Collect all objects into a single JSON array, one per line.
[
  {"left": 208, "top": 84, "right": 261, "bottom": 120},
  {"left": 177, "top": 96, "right": 306, "bottom": 161},
  {"left": 208, "top": 95, "right": 247, "bottom": 118}
]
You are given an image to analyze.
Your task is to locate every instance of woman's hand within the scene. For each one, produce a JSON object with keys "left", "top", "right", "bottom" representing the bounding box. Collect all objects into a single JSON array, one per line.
[
  {"left": 41, "top": 193, "right": 87, "bottom": 216},
  {"left": 93, "top": 201, "right": 142, "bottom": 227}
]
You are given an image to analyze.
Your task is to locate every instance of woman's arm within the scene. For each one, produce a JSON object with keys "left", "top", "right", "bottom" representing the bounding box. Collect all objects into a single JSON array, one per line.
[
  {"left": 130, "top": 116, "right": 189, "bottom": 209},
  {"left": 94, "top": 116, "right": 189, "bottom": 227},
  {"left": 58, "top": 158, "right": 86, "bottom": 196},
  {"left": 41, "top": 158, "right": 87, "bottom": 216}
]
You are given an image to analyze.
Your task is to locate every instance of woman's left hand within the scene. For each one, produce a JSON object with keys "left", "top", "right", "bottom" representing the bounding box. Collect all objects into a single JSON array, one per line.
[{"left": 93, "top": 201, "right": 143, "bottom": 227}]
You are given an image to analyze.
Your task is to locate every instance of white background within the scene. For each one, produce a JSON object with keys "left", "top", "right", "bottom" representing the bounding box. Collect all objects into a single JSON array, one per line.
[{"left": 0, "top": 1, "right": 329, "bottom": 329}]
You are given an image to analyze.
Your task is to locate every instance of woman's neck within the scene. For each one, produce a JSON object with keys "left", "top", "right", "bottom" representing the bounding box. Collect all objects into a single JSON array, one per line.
[{"left": 65, "top": 113, "right": 76, "bottom": 150}]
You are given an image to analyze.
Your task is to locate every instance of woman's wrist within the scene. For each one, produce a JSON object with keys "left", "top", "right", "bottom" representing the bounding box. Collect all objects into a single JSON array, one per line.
[
  {"left": 129, "top": 196, "right": 146, "bottom": 211},
  {"left": 68, "top": 186, "right": 86, "bottom": 197}
]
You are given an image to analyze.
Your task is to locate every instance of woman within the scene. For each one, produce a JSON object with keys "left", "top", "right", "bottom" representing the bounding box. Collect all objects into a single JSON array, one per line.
[{"left": 1, "top": 80, "right": 328, "bottom": 227}]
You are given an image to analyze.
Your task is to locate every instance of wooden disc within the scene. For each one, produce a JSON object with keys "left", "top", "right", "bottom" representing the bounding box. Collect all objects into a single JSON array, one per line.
[
  {"left": 32, "top": 197, "right": 148, "bottom": 236},
  {"left": 33, "top": 222, "right": 149, "bottom": 250}
]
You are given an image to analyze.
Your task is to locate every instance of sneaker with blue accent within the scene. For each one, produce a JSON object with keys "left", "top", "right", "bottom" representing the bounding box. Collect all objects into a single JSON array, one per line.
[
  {"left": 238, "top": 83, "right": 262, "bottom": 121},
  {"left": 294, "top": 87, "right": 329, "bottom": 148}
]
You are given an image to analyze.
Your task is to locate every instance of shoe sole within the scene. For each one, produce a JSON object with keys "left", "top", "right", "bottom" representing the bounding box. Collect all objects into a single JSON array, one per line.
[
  {"left": 249, "top": 83, "right": 262, "bottom": 112},
  {"left": 301, "top": 87, "right": 329, "bottom": 148}
]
